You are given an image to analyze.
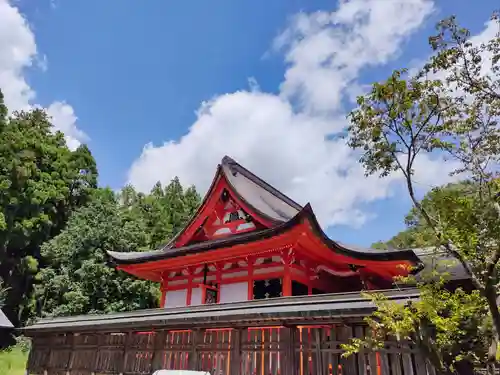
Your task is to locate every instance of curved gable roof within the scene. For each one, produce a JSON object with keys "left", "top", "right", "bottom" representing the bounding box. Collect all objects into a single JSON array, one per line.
[
  {"left": 147, "top": 156, "right": 303, "bottom": 251},
  {"left": 221, "top": 156, "right": 302, "bottom": 222}
]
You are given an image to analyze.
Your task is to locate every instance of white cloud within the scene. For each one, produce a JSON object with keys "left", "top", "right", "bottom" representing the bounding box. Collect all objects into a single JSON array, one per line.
[
  {"left": 46, "top": 101, "right": 88, "bottom": 150},
  {"left": 277, "top": 0, "right": 435, "bottom": 113},
  {"left": 127, "top": 0, "right": 471, "bottom": 228},
  {"left": 0, "top": 0, "right": 86, "bottom": 150}
]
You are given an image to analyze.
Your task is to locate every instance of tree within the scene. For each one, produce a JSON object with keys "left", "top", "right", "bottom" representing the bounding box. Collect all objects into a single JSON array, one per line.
[
  {"left": 34, "top": 188, "right": 159, "bottom": 317},
  {"left": 371, "top": 181, "right": 473, "bottom": 250},
  {"left": 118, "top": 178, "right": 201, "bottom": 250},
  {"left": 35, "top": 181, "right": 201, "bottom": 317},
  {"left": 0, "top": 91, "right": 97, "bottom": 340},
  {"left": 345, "top": 13, "right": 500, "bottom": 374},
  {"left": 343, "top": 278, "right": 489, "bottom": 374}
]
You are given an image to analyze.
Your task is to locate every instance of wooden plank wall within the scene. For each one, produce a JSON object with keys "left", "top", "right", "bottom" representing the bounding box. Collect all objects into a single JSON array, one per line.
[{"left": 26, "top": 324, "right": 435, "bottom": 375}]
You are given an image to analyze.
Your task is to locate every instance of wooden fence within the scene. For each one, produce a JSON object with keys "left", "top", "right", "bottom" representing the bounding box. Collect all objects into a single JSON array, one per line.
[{"left": 26, "top": 324, "right": 435, "bottom": 375}]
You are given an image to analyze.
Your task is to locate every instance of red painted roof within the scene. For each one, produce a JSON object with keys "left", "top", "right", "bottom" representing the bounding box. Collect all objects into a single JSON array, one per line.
[{"left": 107, "top": 157, "right": 421, "bottom": 275}]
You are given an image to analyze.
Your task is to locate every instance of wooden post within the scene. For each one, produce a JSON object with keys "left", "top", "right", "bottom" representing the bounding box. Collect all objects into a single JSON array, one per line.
[
  {"left": 282, "top": 252, "right": 292, "bottom": 297},
  {"left": 91, "top": 333, "right": 102, "bottom": 375},
  {"left": 65, "top": 333, "right": 75, "bottom": 375},
  {"left": 151, "top": 330, "right": 166, "bottom": 371},
  {"left": 119, "top": 332, "right": 132, "bottom": 375},
  {"left": 187, "top": 268, "right": 193, "bottom": 306},
  {"left": 189, "top": 329, "right": 201, "bottom": 370},
  {"left": 283, "top": 327, "right": 297, "bottom": 375},
  {"left": 229, "top": 329, "right": 242, "bottom": 375},
  {"left": 215, "top": 263, "right": 222, "bottom": 303},
  {"left": 247, "top": 257, "right": 254, "bottom": 300},
  {"left": 314, "top": 328, "right": 324, "bottom": 375},
  {"left": 160, "top": 272, "right": 168, "bottom": 308}
]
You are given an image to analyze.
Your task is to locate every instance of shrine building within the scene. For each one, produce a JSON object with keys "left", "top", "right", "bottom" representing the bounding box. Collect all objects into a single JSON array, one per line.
[
  {"left": 23, "top": 156, "right": 468, "bottom": 375},
  {"left": 107, "top": 156, "right": 422, "bottom": 307}
]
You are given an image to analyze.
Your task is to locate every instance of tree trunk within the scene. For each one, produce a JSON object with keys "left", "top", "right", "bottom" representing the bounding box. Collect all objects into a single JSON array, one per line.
[
  {"left": 486, "top": 334, "right": 498, "bottom": 375},
  {"left": 485, "top": 287, "right": 500, "bottom": 374}
]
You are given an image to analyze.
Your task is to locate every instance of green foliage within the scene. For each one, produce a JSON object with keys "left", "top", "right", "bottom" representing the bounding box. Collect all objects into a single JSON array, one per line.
[
  {"left": 119, "top": 178, "right": 200, "bottom": 250},
  {"left": 0, "top": 343, "right": 29, "bottom": 375},
  {"left": 34, "top": 189, "right": 158, "bottom": 316},
  {"left": 0, "top": 90, "right": 98, "bottom": 334},
  {"left": 343, "top": 272, "right": 490, "bottom": 373},
  {"left": 34, "top": 181, "right": 200, "bottom": 317},
  {"left": 346, "top": 12, "right": 500, "bottom": 374},
  {"left": 0, "top": 86, "right": 202, "bottom": 344},
  {"left": 371, "top": 181, "right": 477, "bottom": 250}
]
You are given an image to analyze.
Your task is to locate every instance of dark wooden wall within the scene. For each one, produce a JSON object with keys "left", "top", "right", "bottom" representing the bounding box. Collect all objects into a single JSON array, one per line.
[{"left": 26, "top": 324, "right": 435, "bottom": 375}]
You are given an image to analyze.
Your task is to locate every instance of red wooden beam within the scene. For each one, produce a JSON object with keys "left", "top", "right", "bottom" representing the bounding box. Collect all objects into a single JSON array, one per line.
[
  {"left": 215, "top": 262, "right": 222, "bottom": 303},
  {"left": 282, "top": 251, "right": 292, "bottom": 297},
  {"left": 165, "top": 260, "right": 286, "bottom": 283},
  {"left": 121, "top": 236, "right": 295, "bottom": 274},
  {"left": 160, "top": 272, "right": 167, "bottom": 308},
  {"left": 186, "top": 267, "right": 193, "bottom": 306},
  {"left": 247, "top": 257, "right": 254, "bottom": 300}
]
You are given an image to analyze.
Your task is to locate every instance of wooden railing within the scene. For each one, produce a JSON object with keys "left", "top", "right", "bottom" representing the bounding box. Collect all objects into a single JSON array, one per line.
[{"left": 26, "top": 324, "right": 434, "bottom": 375}]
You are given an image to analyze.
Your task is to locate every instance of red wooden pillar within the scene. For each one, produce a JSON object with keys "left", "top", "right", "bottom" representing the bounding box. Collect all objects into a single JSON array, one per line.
[
  {"left": 160, "top": 273, "right": 167, "bottom": 308},
  {"left": 247, "top": 257, "right": 254, "bottom": 300},
  {"left": 215, "top": 263, "right": 222, "bottom": 303},
  {"left": 282, "top": 251, "right": 292, "bottom": 297},
  {"left": 186, "top": 267, "right": 193, "bottom": 306}
]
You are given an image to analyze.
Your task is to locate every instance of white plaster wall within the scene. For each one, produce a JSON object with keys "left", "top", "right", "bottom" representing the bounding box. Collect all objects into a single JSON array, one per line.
[
  {"left": 191, "top": 287, "right": 202, "bottom": 306},
  {"left": 164, "top": 289, "right": 187, "bottom": 308},
  {"left": 219, "top": 282, "right": 248, "bottom": 303}
]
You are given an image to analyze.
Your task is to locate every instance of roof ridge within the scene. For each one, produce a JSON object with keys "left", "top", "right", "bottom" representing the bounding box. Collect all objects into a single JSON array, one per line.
[{"left": 221, "top": 156, "right": 303, "bottom": 211}]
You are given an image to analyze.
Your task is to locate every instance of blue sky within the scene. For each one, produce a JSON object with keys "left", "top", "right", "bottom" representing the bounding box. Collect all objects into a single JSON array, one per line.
[{"left": 1, "top": 0, "right": 496, "bottom": 247}]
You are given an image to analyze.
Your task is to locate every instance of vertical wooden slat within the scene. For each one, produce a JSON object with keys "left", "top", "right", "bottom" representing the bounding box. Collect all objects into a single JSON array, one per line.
[
  {"left": 354, "top": 325, "right": 367, "bottom": 375},
  {"left": 286, "top": 327, "right": 298, "bottom": 375},
  {"left": 272, "top": 328, "right": 280, "bottom": 375},
  {"left": 390, "top": 352, "right": 403, "bottom": 375},
  {"left": 331, "top": 325, "right": 339, "bottom": 375},
  {"left": 401, "top": 351, "right": 414, "bottom": 375},
  {"left": 378, "top": 352, "right": 391, "bottom": 375},
  {"left": 151, "top": 331, "right": 165, "bottom": 372},
  {"left": 314, "top": 328, "right": 324, "bottom": 375},
  {"left": 188, "top": 329, "right": 200, "bottom": 371},
  {"left": 66, "top": 333, "right": 75, "bottom": 375},
  {"left": 230, "top": 329, "right": 241, "bottom": 375},
  {"left": 412, "top": 352, "right": 427, "bottom": 375},
  {"left": 276, "top": 327, "right": 287, "bottom": 375},
  {"left": 90, "top": 334, "right": 101, "bottom": 375},
  {"left": 337, "top": 325, "right": 355, "bottom": 375},
  {"left": 118, "top": 332, "right": 129, "bottom": 375}
]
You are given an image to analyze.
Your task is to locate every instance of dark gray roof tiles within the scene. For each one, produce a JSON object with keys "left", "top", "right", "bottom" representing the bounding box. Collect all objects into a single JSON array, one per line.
[
  {"left": 221, "top": 156, "right": 302, "bottom": 222},
  {"left": 413, "top": 247, "right": 469, "bottom": 281}
]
